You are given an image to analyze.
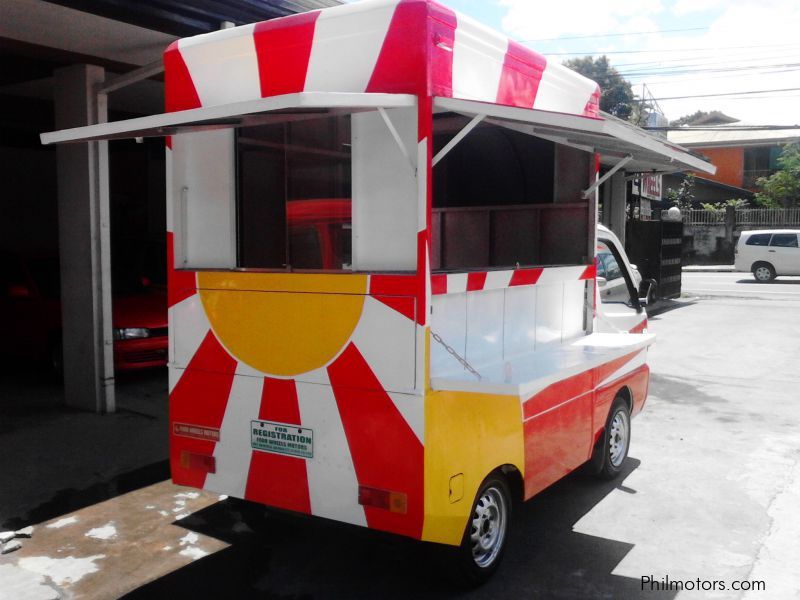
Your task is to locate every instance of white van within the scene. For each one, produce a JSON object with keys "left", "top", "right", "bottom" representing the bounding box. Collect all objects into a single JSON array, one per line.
[{"left": 735, "top": 230, "right": 800, "bottom": 282}]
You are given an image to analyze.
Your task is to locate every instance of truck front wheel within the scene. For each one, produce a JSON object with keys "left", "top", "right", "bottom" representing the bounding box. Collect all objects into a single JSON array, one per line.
[{"left": 592, "top": 396, "right": 631, "bottom": 480}]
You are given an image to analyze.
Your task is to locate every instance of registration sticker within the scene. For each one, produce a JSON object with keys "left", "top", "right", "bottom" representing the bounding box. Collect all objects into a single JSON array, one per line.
[{"left": 250, "top": 420, "right": 313, "bottom": 459}]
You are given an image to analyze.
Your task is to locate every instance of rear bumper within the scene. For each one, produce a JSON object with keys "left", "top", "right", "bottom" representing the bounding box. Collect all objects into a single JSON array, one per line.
[{"left": 114, "top": 336, "right": 168, "bottom": 371}]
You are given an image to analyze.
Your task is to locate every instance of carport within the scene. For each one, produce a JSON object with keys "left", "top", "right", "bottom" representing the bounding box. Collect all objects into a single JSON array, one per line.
[{"left": 0, "top": 0, "right": 339, "bottom": 413}]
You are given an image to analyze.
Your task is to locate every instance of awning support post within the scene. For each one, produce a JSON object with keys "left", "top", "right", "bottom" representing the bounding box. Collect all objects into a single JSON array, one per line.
[
  {"left": 582, "top": 154, "right": 633, "bottom": 199},
  {"left": 432, "top": 113, "right": 485, "bottom": 166},
  {"left": 378, "top": 107, "right": 415, "bottom": 172}
]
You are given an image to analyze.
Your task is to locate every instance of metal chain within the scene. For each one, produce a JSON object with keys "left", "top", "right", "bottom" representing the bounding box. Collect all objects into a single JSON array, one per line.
[{"left": 430, "top": 330, "right": 482, "bottom": 381}]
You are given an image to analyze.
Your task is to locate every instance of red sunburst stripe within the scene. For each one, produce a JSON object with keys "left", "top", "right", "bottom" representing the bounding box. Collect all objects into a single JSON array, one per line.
[
  {"left": 428, "top": 3, "right": 457, "bottom": 98},
  {"left": 254, "top": 11, "right": 319, "bottom": 98},
  {"left": 367, "top": 0, "right": 428, "bottom": 95},
  {"left": 580, "top": 264, "right": 597, "bottom": 280},
  {"left": 496, "top": 40, "right": 546, "bottom": 108},
  {"left": 523, "top": 370, "right": 593, "bottom": 420},
  {"left": 245, "top": 378, "right": 311, "bottom": 514},
  {"left": 169, "top": 331, "right": 237, "bottom": 489},
  {"left": 369, "top": 274, "right": 417, "bottom": 322},
  {"left": 509, "top": 267, "right": 543, "bottom": 287},
  {"left": 164, "top": 42, "right": 202, "bottom": 113},
  {"left": 327, "top": 343, "right": 424, "bottom": 540}
]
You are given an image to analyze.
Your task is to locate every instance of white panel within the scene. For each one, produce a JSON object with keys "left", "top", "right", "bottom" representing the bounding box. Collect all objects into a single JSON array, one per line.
[
  {"left": 351, "top": 108, "right": 418, "bottom": 271},
  {"left": 484, "top": 270, "right": 513, "bottom": 291},
  {"left": 465, "top": 289, "right": 505, "bottom": 369},
  {"left": 535, "top": 283, "right": 564, "bottom": 348},
  {"left": 305, "top": 0, "right": 399, "bottom": 92},
  {"left": 537, "top": 265, "right": 587, "bottom": 284},
  {"left": 388, "top": 392, "right": 424, "bottom": 444},
  {"left": 178, "top": 24, "right": 261, "bottom": 107},
  {"left": 534, "top": 61, "right": 598, "bottom": 116},
  {"left": 562, "top": 281, "right": 587, "bottom": 342},
  {"left": 504, "top": 286, "right": 536, "bottom": 360},
  {"left": 170, "top": 293, "right": 210, "bottom": 373},
  {"left": 430, "top": 293, "right": 467, "bottom": 378},
  {"left": 349, "top": 296, "right": 416, "bottom": 393},
  {"left": 296, "top": 377, "right": 367, "bottom": 527},
  {"left": 203, "top": 368, "right": 264, "bottom": 497},
  {"left": 447, "top": 273, "right": 468, "bottom": 294},
  {"left": 452, "top": 13, "right": 507, "bottom": 103},
  {"left": 172, "top": 130, "right": 236, "bottom": 269}
]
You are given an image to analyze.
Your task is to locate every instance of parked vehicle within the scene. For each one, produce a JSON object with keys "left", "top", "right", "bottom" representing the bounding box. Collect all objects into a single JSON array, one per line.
[
  {"left": 0, "top": 250, "right": 167, "bottom": 373},
  {"left": 41, "top": 0, "right": 714, "bottom": 585},
  {"left": 735, "top": 229, "right": 800, "bottom": 282}
]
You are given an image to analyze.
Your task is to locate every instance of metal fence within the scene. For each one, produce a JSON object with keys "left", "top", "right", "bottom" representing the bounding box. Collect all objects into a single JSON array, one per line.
[{"left": 680, "top": 208, "right": 800, "bottom": 226}]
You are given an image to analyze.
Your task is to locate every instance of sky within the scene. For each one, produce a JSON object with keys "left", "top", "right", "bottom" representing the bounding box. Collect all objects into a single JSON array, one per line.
[{"left": 386, "top": 0, "right": 800, "bottom": 125}]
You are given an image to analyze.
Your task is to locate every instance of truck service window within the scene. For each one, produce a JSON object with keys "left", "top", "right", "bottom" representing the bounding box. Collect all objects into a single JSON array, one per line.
[
  {"left": 237, "top": 115, "right": 352, "bottom": 271},
  {"left": 431, "top": 114, "right": 589, "bottom": 271}
]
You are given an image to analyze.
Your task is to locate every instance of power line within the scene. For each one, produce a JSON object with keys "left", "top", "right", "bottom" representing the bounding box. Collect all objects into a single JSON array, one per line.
[
  {"left": 547, "top": 41, "right": 800, "bottom": 56},
  {"left": 520, "top": 26, "right": 708, "bottom": 43},
  {"left": 651, "top": 87, "right": 800, "bottom": 101}
]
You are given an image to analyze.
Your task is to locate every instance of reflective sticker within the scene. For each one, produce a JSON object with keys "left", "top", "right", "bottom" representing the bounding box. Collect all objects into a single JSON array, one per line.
[{"left": 250, "top": 420, "right": 313, "bottom": 459}]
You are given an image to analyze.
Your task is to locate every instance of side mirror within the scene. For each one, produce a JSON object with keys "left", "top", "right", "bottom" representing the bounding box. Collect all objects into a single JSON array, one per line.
[
  {"left": 638, "top": 280, "right": 656, "bottom": 306},
  {"left": 596, "top": 276, "right": 607, "bottom": 288},
  {"left": 8, "top": 283, "right": 32, "bottom": 299}
]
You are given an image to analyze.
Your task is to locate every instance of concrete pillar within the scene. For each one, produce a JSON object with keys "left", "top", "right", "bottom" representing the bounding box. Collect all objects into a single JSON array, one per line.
[
  {"left": 606, "top": 171, "right": 627, "bottom": 246},
  {"left": 54, "top": 64, "right": 115, "bottom": 413}
]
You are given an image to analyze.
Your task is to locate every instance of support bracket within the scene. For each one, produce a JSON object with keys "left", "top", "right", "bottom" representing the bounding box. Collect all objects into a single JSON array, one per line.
[
  {"left": 582, "top": 154, "right": 633, "bottom": 199},
  {"left": 432, "top": 113, "right": 486, "bottom": 167},
  {"left": 378, "top": 107, "right": 415, "bottom": 172}
]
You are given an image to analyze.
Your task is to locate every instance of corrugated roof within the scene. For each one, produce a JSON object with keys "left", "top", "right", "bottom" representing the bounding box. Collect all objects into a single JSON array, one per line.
[{"left": 668, "top": 126, "right": 800, "bottom": 147}]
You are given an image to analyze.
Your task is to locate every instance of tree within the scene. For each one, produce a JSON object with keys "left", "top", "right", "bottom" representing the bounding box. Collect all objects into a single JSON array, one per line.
[
  {"left": 665, "top": 173, "right": 696, "bottom": 209},
  {"left": 754, "top": 143, "right": 800, "bottom": 208},
  {"left": 670, "top": 111, "right": 710, "bottom": 127},
  {"left": 563, "top": 56, "right": 635, "bottom": 119}
]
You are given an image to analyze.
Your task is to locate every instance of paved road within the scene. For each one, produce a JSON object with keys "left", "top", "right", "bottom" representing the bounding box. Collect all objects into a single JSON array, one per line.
[
  {"left": 3, "top": 298, "right": 800, "bottom": 599},
  {"left": 682, "top": 271, "right": 800, "bottom": 300}
]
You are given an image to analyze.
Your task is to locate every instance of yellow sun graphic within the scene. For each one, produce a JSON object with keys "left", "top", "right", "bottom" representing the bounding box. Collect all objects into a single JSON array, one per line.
[{"left": 197, "top": 272, "right": 367, "bottom": 376}]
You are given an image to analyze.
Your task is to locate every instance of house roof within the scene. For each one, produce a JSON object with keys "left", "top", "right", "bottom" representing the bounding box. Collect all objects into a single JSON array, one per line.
[{"left": 668, "top": 126, "right": 800, "bottom": 148}]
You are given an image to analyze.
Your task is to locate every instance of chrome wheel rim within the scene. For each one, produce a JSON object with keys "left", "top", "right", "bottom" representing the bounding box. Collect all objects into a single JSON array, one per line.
[
  {"left": 754, "top": 267, "right": 771, "bottom": 281},
  {"left": 608, "top": 410, "right": 629, "bottom": 468},
  {"left": 470, "top": 486, "right": 507, "bottom": 568}
]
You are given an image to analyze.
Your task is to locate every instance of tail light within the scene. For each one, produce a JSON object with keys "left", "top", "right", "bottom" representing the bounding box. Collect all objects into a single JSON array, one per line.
[
  {"left": 358, "top": 486, "right": 407, "bottom": 514},
  {"left": 180, "top": 451, "right": 216, "bottom": 474}
]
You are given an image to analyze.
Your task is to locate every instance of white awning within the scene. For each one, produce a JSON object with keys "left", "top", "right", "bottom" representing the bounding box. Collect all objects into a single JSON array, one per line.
[
  {"left": 40, "top": 92, "right": 417, "bottom": 145},
  {"left": 434, "top": 97, "right": 716, "bottom": 176}
]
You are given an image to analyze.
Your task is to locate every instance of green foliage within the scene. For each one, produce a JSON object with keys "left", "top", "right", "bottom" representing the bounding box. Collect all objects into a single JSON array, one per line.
[
  {"left": 670, "top": 111, "right": 710, "bottom": 127},
  {"left": 700, "top": 198, "right": 749, "bottom": 213},
  {"left": 754, "top": 143, "right": 800, "bottom": 208},
  {"left": 665, "top": 174, "right": 696, "bottom": 209},
  {"left": 563, "top": 56, "right": 635, "bottom": 119}
]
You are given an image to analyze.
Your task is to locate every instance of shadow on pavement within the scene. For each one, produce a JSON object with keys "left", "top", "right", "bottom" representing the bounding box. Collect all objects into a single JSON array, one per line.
[
  {"left": 123, "top": 459, "right": 676, "bottom": 600},
  {"left": 647, "top": 298, "right": 697, "bottom": 319}
]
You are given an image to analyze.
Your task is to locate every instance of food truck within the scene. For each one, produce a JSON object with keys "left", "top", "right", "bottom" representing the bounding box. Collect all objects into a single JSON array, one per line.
[{"left": 42, "top": 0, "right": 714, "bottom": 584}]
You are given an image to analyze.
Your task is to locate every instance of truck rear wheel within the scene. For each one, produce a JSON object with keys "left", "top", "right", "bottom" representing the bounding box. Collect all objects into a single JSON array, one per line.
[{"left": 442, "top": 473, "right": 512, "bottom": 587}]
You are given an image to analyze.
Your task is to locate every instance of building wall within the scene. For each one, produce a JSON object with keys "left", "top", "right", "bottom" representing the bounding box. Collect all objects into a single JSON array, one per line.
[{"left": 692, "top": 147, "right": 744, "bottom": 188}]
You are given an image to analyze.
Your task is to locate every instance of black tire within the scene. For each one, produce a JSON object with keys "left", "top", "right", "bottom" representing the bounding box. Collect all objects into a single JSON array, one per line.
[
  {"left": 441, "top": 474, "right": 512, "bottom": 587},
  {"left": 591, "top": 397, "right": 631, "bottom": 480},
  {"left": 752, "top": 262, "right": 776, "bottom": 283}
]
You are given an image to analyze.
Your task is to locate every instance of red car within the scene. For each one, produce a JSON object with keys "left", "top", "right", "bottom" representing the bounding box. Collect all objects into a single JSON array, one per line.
[{"left": 1, "top": 251, "right": 168, "bottom": 373}]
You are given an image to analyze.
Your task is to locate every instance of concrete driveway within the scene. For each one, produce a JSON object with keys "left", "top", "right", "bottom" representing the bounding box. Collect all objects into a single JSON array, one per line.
[
  {"left": 682, "top": 272, "right": 800, "bottom": 300},
  {"left": 2, "top": 296, "right": 799, "bottom": 599}
]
